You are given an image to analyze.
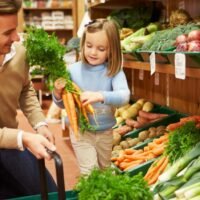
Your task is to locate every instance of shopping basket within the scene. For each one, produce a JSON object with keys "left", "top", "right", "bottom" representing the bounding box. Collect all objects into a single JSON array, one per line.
[{"left": 11, "top": 150, "right": 78, "bottom": 200}]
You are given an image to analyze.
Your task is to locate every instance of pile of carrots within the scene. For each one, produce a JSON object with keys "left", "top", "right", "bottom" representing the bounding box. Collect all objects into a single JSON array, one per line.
[
  {"left": 62, "top": 82, "right": 95, "bottom": 138},
  {"left": 144, "top": 155, "right": 169, "bottom": 185},
  {"left": 111, "top": 133, "right": 169, "bottom": 171}
]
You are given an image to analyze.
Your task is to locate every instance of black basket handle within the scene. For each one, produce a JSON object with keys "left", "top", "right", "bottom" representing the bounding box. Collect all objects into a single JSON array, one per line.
[{"left": 38, "top": 149, "right": 66, "bottom": 200}]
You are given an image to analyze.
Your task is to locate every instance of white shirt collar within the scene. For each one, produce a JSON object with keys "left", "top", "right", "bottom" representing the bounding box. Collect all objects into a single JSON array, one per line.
[{"left": 2, "top": 45, "right": 16, "bottom": 66}]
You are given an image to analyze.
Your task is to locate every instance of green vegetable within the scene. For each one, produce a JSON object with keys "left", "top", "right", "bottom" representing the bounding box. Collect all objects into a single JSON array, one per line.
[
  {"left": 154, "top": 156, "right": 200, "bottom": 199},
  {"left": 159, "top": 142, "right": 200, "bottom": 183},
  {"left": 75, "top": 167, "right": 153, "bottom": 200},
  {"left": 164, "top": 121, "right": 200, "bottom": 164},
  {"left": 24, "top": 27, "right": 70, "bottom": 84}
]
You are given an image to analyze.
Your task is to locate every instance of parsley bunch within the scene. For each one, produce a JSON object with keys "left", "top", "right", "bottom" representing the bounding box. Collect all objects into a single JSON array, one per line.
[
  {"left": 24, "top": 27, "right": 71, "bottom": 89},
  {"left": 75, "top": 167, "right": 153, "bottom": 200},
  {"left": 164, "top": 121, "right": 200, "bottom": 164}
]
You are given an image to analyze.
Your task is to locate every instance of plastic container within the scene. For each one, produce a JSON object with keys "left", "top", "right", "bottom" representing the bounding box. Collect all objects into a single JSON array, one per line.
[
  {"left": 123, "top": 50, "right": 143, "bottom": 61},
  {"left": 136, "top": 50, "right": 170, "bottom": 64}
]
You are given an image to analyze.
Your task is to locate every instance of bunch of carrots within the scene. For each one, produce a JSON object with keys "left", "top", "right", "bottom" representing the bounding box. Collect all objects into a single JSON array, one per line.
[
  {"left": 144, "top": 155, "right": 169, "bottom": 185},
  {"left": 111, "top": 133, "right": 169, "bottom": 171},
  {"left": 62, "top": 81, "right": 96, "bottom": 139}
]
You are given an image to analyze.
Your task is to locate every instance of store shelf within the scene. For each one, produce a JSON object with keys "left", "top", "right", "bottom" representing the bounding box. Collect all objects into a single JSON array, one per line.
[
  {"left": 123, "top": 60, "right": 200, "bottom": 79},
  {"left": 23, "top": 7, "right": 72, "bottom": 11}
]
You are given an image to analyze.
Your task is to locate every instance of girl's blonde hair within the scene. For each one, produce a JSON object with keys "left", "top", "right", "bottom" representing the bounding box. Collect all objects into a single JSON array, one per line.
[{"left": 80, "top": 18, "right": 122, "bottom": 77}]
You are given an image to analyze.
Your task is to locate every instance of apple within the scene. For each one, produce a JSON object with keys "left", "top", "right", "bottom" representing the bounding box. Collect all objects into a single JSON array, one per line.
[
  {"left": 188, "top": 40, "right": 200, "bottom": 52},
  {"left": 175, "top": 34, "right": 188, "bottom": 45},
  {"left": 176, "top": 42, "right": 188, "bottom": 52}
]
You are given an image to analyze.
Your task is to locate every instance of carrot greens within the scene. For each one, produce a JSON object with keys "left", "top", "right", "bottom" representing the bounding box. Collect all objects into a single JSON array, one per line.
[{"left": 24, "top": 27, "right": 95, "bottom": 134}]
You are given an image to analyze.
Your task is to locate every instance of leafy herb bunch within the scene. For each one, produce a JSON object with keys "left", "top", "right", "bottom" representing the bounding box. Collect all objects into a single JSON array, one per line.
[
  {"left": 75, "top": 167, "right": 153, "bottom": 200},
  {"left": 24, "top": 27, "right": 72, "bottom": 90},
  {"left": 164, "top": 121, "right": 200, "bottom": 164}
]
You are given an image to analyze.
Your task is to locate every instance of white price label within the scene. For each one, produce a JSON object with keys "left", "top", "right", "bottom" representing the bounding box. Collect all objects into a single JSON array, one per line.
[
  {"left": 175, "top": 53, "right": 186, "bottom": 80},
  {"left": 139, "top": 69, "right": 144, "bottom": 80},
  {"left": 154, "top": 72, "right": 159, "bottom": 86},
  {"left": 150, "top": 52, "right": 156, "bottom": 75}
]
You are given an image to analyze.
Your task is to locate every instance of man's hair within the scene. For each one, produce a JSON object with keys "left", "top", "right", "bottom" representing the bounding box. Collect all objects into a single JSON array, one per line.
[{"left": 0, "top": 0, "right": 22, "bottom": 14}]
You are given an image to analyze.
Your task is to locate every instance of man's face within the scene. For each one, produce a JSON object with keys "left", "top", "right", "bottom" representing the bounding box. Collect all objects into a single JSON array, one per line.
[{"left": 0, "top": 14, "right": 20, "bottom": 55}]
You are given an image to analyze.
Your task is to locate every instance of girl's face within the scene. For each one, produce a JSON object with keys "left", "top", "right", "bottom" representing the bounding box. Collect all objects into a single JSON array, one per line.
[{"left": 84, "top": 30, "right": 109, "bottom": 66}]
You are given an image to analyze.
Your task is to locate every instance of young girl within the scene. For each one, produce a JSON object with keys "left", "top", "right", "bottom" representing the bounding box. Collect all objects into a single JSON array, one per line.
[{"left": 53, "top": 18, "right": 130, "bottom": 174}]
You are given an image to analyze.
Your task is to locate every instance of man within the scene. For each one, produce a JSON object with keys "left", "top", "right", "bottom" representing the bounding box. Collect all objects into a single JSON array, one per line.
[{"left": 0, "top": 0, "right": 57, "bottom": 198}]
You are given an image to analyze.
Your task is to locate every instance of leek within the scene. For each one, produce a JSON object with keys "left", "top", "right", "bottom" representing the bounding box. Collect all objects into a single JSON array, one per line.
[
  {"left": 190, "top": 195, "right": 200, "bottom": 200},
  {"left": 154, "top": 156, "right": 200, "bottom": 199},
  {"left": 175, "top": 182, "right": 200, "bottom": 199},
  {"left": 185, "top": 186, "right": 200, "bottom": 199},
  {"left": 159, "top": 142, "right": 200, "bottom": 182}
]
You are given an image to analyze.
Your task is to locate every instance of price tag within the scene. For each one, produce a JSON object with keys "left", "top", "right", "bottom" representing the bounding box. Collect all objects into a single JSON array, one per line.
[
  {"left": 150, "top": 52, "right": 156, "bottom": 75},
  {"left": 175, "top": 53, "right": 186, "bottom": 80},
  {"left": 154, "top": 72, "right": 159, "bottom": 86},
  {"left": 139, "top": 69, "right": 144, "bottom": 80}
]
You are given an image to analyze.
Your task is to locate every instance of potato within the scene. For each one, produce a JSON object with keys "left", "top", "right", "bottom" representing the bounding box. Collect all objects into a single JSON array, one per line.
[
  {"left": 127, "top": 138, "right": 140, "bottom": 147},
  {"left": 156, "top": 125, "right": 166, "bottom": 131},
  {"left": 138, "top": 130, "right": 149, "bottom": 141},
  {"left": 156, "top": 129, "right": 167, "bottom": 136},
  {"left": 113, "top": 132, "right": 121, "bottom": 146},
  {"left": 118, "top": 104, "right": 131, "bottom": 115},
  {"left": 149, "top": 130, "right": 157, "bottom": 138},
  {"left": 113, "top": 145, "right": 122, "bottom": 151},
  {"left": 148, "top": 127, "right": 157, "bottom": 132},
  {"left": 115, "top": 125, "right": 132, "bottom": 135},
  {"left": 142, "top": 101, "right": 154, "bottom": 112},
  {"left": 122, "top": 106, "right": 138, "bottom": 119},
  {"left": 115, "top": 117, "right": 124, "bottom": 125},
  {"left": 131, "top": 102, "right": 142, "bottom": 110},
  {"left": 136, "top": 98, "right": 146, "bottom": 106},
  {"left": 120, "top": 141, "right": 129, "bottom": 149}
]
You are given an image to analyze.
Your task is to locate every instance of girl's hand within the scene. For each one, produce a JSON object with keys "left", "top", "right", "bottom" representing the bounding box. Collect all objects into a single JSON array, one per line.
[
  {"left": 80, "top": 91, "right": 104, "bottom": 106},
  {"left": 53, "top": 78, "right": 66, "bottom": 100}
]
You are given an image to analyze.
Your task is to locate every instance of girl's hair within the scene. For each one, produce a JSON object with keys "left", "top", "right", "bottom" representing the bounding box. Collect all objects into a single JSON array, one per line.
[
  {"left": 80, "top": 18, "right": 122, "bottom": 77},
  {"left": 0, "top": 0, "right": 22, "bottom": 15}
]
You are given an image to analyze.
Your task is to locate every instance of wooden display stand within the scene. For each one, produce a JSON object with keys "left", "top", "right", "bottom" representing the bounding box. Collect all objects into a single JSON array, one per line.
[{"left": 87, "top": 0, "right": 200, "bottom": 115}]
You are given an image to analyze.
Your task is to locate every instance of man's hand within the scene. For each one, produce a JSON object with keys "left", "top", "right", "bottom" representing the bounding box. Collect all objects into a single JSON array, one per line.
[
  {"left": 36, "top": 126, "right": 55, "bottom": 144},
  {"left": 22, "top": 132, "right": 56, "bottom": 160}
]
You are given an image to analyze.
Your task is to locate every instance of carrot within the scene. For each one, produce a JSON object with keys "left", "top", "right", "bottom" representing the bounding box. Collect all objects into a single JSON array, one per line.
[
  {"left": 72, "top": 93, "right": 81, "bottom": 110},
  {"left": 123, "top": 160, "right": 144, "bottom": 171},
  {"left": 72, "top": 82, "right": 98, "bottom": 125},
  {"left": 147, "top": 156, "right": 169, "bottom": 185},
  {"left": 124, "top": 148, "right": 135, "bottom": 155},
  {"left": 151, "top": 145, "right": 165, "bottom": 156},
  {"left": 62, "top": 91, "right": 79, "bottom": 138},
  {"left": 144, "top": 156, "right": 166, "bottom": 179}
]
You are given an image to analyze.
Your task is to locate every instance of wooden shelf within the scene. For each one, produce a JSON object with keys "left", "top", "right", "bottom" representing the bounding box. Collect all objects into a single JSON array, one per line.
[
  {"left": 123, "top": 60, "right": 200, "bottom": 79},
  {"left": 23, "top": 7, "right": 72, "bottom": 11}
]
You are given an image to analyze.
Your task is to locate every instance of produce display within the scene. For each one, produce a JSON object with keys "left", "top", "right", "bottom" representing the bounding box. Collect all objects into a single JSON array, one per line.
[{"left": 114, "top": 99, "right": 169, "bottom": 136}]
